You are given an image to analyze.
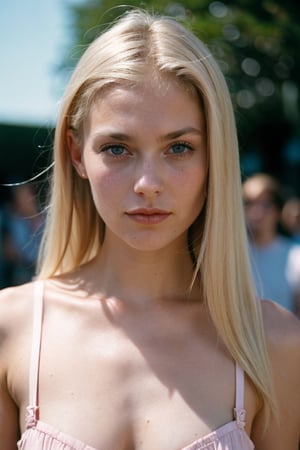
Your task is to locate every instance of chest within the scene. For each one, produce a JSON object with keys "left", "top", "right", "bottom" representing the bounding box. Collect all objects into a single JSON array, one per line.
[{"left": 13, "top": 306, "right": 254, "bottom": 449}]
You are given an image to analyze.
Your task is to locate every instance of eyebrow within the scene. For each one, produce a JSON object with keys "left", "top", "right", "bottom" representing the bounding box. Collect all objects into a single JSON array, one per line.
[
  {"left": 160, "top": 127, "right": 203, "bottom": 141},
  {"left": 93, "top": 127, "right": 203, "bottom": 142}
]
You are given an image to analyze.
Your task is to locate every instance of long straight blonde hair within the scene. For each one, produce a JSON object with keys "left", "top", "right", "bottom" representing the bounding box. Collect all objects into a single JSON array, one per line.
[{"left": 37, "top": 9, "right": 276, "bottom": 421}]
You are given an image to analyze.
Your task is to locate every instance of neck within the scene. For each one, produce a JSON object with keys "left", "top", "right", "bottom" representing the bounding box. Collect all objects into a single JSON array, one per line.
[{"left": 87, "top": 236, "right": 198, "bottom": 306}]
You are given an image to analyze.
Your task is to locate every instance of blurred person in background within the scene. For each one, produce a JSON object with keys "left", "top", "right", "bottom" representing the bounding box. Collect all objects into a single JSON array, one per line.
[
  {"left": 2, "top": 184, "right": 44, "bottom": 286},
  {"left": 243, "top": 173, "right": 300, "bottom": 318},
  {"left": 281, "top": 196, "right": 300, "bottom": 244}
]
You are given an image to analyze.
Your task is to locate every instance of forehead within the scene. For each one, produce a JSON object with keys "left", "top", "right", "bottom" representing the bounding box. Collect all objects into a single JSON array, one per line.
[
  {"left": 98, "top": 72, "right": 198, "bottom": 104},
  {"left": 86, "top": 74, "right": 204, "bottom": 131}
]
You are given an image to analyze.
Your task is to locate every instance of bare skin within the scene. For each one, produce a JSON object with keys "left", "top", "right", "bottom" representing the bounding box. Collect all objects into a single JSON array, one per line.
[{"left": 0, "top": 272, "right": 299, "bottom": 449}]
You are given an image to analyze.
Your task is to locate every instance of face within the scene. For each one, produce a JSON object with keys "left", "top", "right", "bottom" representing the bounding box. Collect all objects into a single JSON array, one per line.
[
  {"left": 243, "top": 183, "right": 279, "bottom": 235},
  {"left": 69, "top": 75, "right": 207, "bottom": 253}
]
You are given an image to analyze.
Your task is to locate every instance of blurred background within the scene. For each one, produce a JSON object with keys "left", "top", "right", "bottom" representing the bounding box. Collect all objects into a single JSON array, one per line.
[{"left": 1, "top": 0, "right": 300, "bottom": 288}]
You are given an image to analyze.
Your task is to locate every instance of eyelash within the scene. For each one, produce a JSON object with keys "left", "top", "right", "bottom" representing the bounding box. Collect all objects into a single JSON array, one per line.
[
  {"left": 99, "top": 145, "right": 129, "bottom": 159},
  {"left": 168, "top": 141, "right": 194, "bottom": 156},
  {"left": 99, "top": 141, "right": 194, "bottom": 159}
]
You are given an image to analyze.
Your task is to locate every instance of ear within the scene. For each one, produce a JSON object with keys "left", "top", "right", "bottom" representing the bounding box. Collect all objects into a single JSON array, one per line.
[{"left": 66, "top": 129, "right": 87, "bottom": 179}]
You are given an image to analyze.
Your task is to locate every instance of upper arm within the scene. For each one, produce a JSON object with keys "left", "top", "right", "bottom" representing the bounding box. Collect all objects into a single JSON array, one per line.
[
  {"left": 0, "top": 288, "right": 23, "bottom": 448},
  {"left": 251, "top": 302, "right": 300, "bottom": 449},
  {"left": 0, "top": 381, "right": 20, "bottom": 449}
]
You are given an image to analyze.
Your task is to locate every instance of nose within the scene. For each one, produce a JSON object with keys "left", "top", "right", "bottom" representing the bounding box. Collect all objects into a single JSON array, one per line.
[{"left": 133, "top": 157, "right": 164, "bottom": 198}]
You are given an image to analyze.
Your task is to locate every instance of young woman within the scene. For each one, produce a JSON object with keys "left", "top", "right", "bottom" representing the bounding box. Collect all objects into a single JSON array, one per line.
[{"left": 0, "top": 9, "right": 299, "bottom": 450}]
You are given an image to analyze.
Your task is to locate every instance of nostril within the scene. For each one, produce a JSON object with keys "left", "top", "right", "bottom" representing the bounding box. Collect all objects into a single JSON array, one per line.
[{"left": 133, "top": 170, "right": 163, "bottom": 197}]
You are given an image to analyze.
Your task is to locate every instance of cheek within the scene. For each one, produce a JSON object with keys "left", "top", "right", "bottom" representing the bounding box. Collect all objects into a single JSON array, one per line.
[
  {"left": 183, "top": 166, "right": 207, "bottom": 205},
  {"left": 170, "top": 167, "right": 207, "bottom": 229},
  {"left": 87, "top": 168, "right": 124, "bottom": 212}
]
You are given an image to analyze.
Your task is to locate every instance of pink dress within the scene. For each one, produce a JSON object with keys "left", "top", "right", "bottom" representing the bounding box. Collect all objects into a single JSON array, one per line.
[{"left": 18, "top": 282, "right": 255, "bottom": 449}]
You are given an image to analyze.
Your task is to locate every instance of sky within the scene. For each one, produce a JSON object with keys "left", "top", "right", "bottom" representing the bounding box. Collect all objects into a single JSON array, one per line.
[{"left": 0, "top": 0, "right": 78, "bottom": 126}]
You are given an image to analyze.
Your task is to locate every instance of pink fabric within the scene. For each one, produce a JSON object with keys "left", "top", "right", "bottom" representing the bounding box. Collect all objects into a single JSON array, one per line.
[
  {"left": 18, "top": 420, "right": 97, "bottom": 450},
  {"left": 17, "top": 281, "right": 254, "bottom": 450},
  {"left": 182, "top": 421, "right": 254, "bottom": 450}
]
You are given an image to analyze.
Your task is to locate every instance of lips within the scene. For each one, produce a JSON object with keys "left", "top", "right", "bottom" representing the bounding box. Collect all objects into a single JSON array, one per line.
[{"left": 125, "top": 208, "right": 172, "bottom": 225}]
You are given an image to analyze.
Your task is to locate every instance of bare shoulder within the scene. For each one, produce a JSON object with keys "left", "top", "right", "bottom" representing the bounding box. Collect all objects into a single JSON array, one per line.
[
  {"left": 252, "top": 300, "right": 300, "bottom": 449},
  {"left": 0, "top": 282, "right": 37, "bottom": 364},
  {"left": 0, "top": 282, "right": 36, "bottom": 334},
  {"left": 261, "top": 299, "right": 300, "bottom": 354},
  {"left": 261, "top": 299, "right": 300, "bottom": 387},
  {"left": 0, "top": 282, "right": 37, "bottom": 447}
]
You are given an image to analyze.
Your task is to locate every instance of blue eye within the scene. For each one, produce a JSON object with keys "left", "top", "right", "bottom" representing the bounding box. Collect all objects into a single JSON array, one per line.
[
  {"left": 170, "top": 142, "right": 192, "bottom": 154},
  {"left": 101, "top": 145, "right": 127, "bottom": 156}
]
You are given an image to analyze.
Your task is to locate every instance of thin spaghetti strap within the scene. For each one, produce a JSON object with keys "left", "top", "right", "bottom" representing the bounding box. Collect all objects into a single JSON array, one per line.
[
  {"left": 235, "top": 363, "right": 244, "bottom": 411},
  {"left": 234, "top": 363, "right": 247, "bottom": 429},
  {"left": 26, "top": 281, "right": 44, "bottom": 428}
]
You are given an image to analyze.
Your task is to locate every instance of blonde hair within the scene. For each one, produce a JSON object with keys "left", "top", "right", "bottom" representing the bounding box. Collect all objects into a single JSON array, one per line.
[{"left": 37, "top": 9, "right": 276, "bottom": 421}]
